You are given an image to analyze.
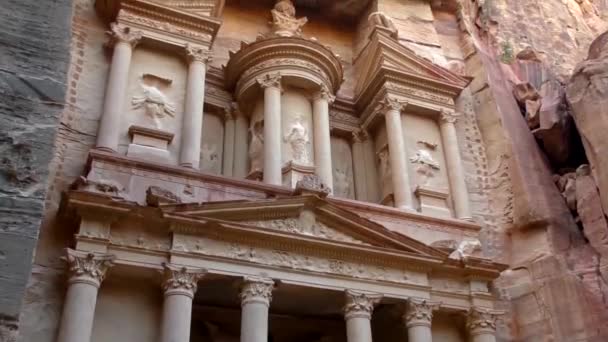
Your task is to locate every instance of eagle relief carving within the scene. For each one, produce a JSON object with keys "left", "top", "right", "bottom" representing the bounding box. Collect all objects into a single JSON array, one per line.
[
  {"left": 410, "top": 140, "right": 440, "bottom": 186},
  {"left": 131, "top": 74, "right": 175, "bottom": 129}
]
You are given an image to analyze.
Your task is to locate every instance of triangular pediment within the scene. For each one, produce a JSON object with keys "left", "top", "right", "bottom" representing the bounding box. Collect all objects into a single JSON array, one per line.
[
  {"left": 161, "top": 195, "right": 447, "bottom": 259},
  {"left": 354, "top": 30, "right": 469, "bottom": 101}
]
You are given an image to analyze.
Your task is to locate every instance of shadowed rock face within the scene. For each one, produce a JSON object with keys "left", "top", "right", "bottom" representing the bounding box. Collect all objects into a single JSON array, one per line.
[{"left": 567, "top": 31, "right": 608, "bottom": 217}]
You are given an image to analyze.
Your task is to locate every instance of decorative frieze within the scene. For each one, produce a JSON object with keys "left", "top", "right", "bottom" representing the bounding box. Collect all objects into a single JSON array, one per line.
[
  {"left": 403, "top": 299, "right": 440, "bottom": 328},
  {"left": 343, "top": 290, "right": 382, "bottom": 320},
  {"left": 62, "top": 248, "right": 115, "bottom": 287},
  {"left": 161, "top": 263, "right": 206, "bottom": 297},
  {"left": 240, "top": 277, "right": 275, "bottom": 307}
]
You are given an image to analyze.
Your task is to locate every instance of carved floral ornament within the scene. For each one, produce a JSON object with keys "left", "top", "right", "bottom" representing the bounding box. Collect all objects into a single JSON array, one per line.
[
  {"left": 343, "top": 290, "right": 383, "bottom": 319},
  {"left": 185, "top": 43, "right": 212, "bottom": 64},
  {"left": 239, "top": 277, "right": 275, "bottom": 306},
  {"left": 352, "top": 129, "right": 370, "bottom": 143},
  {"left": 161, "top": 263, "right": 207, "bottom": 297},
  {"left": 379, "top": 95, "right": 407, "bottom": 113},
  {"left": 403, "top": 299, "right": 441, "bottom": 327},
  {"left": 313, "top": 84, "right": 336, "bottom": 104},
  {"left": 107, "top": 23, "right": 143, "bottom": 47},
  {"left": 62, "top": 248, "right": 116, "bottom": 286},
  {"left": 439, "top": 109, "right": 459, "bottom": 124},
  {"left": 466, "top": 307, "right": 504, "bottom": 334},
  {"left": 256, "top": 73, "right": 283, "bottom": 89}
]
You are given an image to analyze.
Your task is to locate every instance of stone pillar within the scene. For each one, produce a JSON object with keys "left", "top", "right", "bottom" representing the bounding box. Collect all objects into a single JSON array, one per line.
[
  {"left": 159, "top": 264, "right": 206, "bottom": 342},
  {"left": 403, "top": 299, "right": 439, "bottom": 342},
  {"left": 439, "top": 110, "right": 472, "bottom": 220},
  {"left": 380, "top": 96, "right": 413, "bottom": 210},
  {"left": 57, "top": 249, "right": 115, "bottom": 342},
  {"left": 239, "top": 277, "right": 274, "bottom": 342},
  {"left": 223, "top": 104, "right": 236, "bottom": 177},
  {"left": 257, "top": 74, "right": 282, "bottom": 185},
  {"left": 179, "top": 44, "right": 211, "bottom": 169},
  {"left": 351, "top": 130, "right": 368, "bottom": 201},
  {"left": 361, "top": 130, "right": 381, "bottom": 203},
  {"left": 96, "top": 24, "right": 142, "bottom": 152},
  {"left": 312, "top": 85, "right": 335, "bottom": 192},
  {"left": 343, "top": 290, "right": 382, "bottom": 342},
  {"left": 233, "top": 103, "right": 249, "bottom": 178},
  {"left": 466, "top": 307, "right": 501, "bottom": 342}
]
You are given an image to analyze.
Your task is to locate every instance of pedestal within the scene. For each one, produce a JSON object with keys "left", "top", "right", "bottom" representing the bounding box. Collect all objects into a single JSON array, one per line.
[{"left": 126, "top": 125, "right": 174, "bottom": 163}]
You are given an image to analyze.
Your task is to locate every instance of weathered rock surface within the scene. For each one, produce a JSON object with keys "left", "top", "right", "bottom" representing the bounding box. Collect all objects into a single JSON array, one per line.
[{"left": 0, "top": 0, "right": 72, "bottom": 334}]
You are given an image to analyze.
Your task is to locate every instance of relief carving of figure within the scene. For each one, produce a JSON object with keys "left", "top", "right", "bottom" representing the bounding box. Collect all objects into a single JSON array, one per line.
[
  {"left": 334, "top": 167, "right": 351, "bottom": 198},
  {"left": 284, "top": 116, "right": 310, "bottom": 165},
  {"left": 377, "top": 146, "right": 392, "bottom": 197},
  {"left": 201, "top": 144, "right": 220, "bottom": 174},
  {"left": 249, "top": 120, "right": 264, "bottom": 173},
  {"left": 368, "top": 11, "right": 398, "bottom": 38},
  {"left": 410, "top": 143, "right": 440, "bottom": 186},
  {"left": 132, "top": 83, "right": 175, "bottom": 129},
  {"left": 269, "top": 0, "right": 308, "bottom": 37}
]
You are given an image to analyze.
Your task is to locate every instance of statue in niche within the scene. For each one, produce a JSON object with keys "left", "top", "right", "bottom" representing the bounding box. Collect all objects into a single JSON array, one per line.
[
  {"left": 131, "top": 75, "right": 175, "bottom": 129},
  {"left": 200, "top": 143, "right": 219, "bottom": 174},
  {"left": 269, "top": 0, "right": 307, "bottom": 37},
  {"left": 248, "top": 120, "right": 264, "bottom": 174},
  {"left": 334, "top": 167, "right": 351, "bottom": 198},
  {"left": 368, "top": 12, "right": 398, "bottom": 38},
  {"left": 284, "top": 116, "right": 310, "bottom": 165},
  {"left": 377, "top": 146, "right": 392, "bottom": 197},
  {"left": 410, "top": 141, "right": 440, "bottom": 186}
]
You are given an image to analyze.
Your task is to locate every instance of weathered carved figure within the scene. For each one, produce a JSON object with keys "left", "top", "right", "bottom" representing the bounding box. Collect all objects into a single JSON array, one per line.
[
  {"left": 333, "top": 167, "right": 351, "bottom": 198},
  {"left": 449, "top": 239, "right": 482, "bottom": 260},
  {"left": 368, "top": 11, "right": 398, "bottom": 38},
  {"left": 410, "top": 146, "right": 440, "bottom": 186},
  {"left": 249, "top": 120, "right": 264, "bottom": 173},
  {"left": 200, "top": 143, "right": 219, "bottom": 174},
  {"left": 269, "top": 0, "right": 307, "bottom": 37},
  {"left": 377, "top": 146, "right": 392, "bottom": 198},
  {"left": 284, "top": 116, "right": 310, "bottom": 164},
  {"left": 132, "top": 83, "right": 175, "bottom": 129}
]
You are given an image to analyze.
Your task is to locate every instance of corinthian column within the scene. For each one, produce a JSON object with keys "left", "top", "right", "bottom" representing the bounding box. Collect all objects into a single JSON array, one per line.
[
  {"left": 233, "top": 103, "right": 249, "bottom": 178},
  {"left": 96, "top": 24, "right": 142, "bottom": 152},
  {"left": 257, "top": 74, "right": 282, "bottom": 185},
  {"left": 312, "top": 85, "right": 335, "bottom": 192},
  {"left": 439, "top": 110, "right": 472, "bottom": 220},
  {"left": 343, "top": 290, "right": 382, "bottom": 342},
  {"left": 467, "top": 307, "right": 501, "bottom": 342},
  {"left": 223, "top": 104, "right": 236, "bottom": 177},
  {"left": 239, "top": 277, "right": 274, "bottom": 342},
  {"left": 380, "top": 96, "right": 414, "bottom": 210},
  {"left": 159, "top": 264, "right": 206, "bottom": 342},
  {"left": 57, "top": 249, "right": 115, "bottom": 342},
  {"left": 403, "top": 299, "right": 439, "bottom": 342},
  {"left": 179, "top": 44, "right": 211, "bottom": 169}
]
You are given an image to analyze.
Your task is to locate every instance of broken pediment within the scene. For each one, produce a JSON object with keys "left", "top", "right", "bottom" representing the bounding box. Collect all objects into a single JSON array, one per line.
[{"left": 354, "top": 29, "right": 469, "bottom": 109}]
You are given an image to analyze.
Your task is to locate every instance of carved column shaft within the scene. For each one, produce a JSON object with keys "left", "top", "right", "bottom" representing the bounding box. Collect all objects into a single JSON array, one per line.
[
  {"left": 344, "top": 290, "right": 382, "bottom": 342},
  {"left": 159, "top": 264, "right": 206, "bottom": 342},
  {"left": 403, "top": 299, "right": 439, "bottom": 342},
  {"left": 351, "top": 131, "right": 368, "bottom": 201},
  {"left": 240, "top": 277, "right": 274, "bottom": 342},
  {"left": 362, "top": 132, "right": 381, "bottom": 203},
  {"left": 96, "top": 24, "right": 141, "bottom": 152},
  {"left": 439, "top": 111, "right": 472, "bottom": 220},
  {"left": 57, "top": 249, "right": 115, "bottom": 342},
  {"left": 223, "top": 106, "right": 236, "bottom": 177},
  {"left": 467, "top": 307, "right": 501, "bottom": 342},
  {"left": 382, "top": 97, "right": 413, "bottom": 210},
  {"left": 258, "top": 74, "right": 282, "bottom": 185},
  {"left": 233, "top": 108, "right": 250, "bottom": 178},
  {"left": 312, "top": 87, "right": 335, "bottom": 192},
  {"left": 180, "top": 44, "right": 210, "bottom": 169}
]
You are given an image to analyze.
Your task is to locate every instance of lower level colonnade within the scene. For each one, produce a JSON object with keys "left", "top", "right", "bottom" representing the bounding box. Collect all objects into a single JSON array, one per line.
[{"left": 56, "top": 249, "right": 500, "bottom": 342}]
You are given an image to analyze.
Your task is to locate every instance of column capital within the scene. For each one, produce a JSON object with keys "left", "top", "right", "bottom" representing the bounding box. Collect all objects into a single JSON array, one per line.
[
  {"left": 62, "top": 248, "right": 115, "bottom": 287},
  {"left": 107, "top": 23, "right": 142, "bottom": 47},
  {"left": 185, "top": 44, "right": 212, "bottom": 64},
  {"left": 439, "top": 109, "right": 459, "bottom": 124},
  {"left": 313, "top": 85, "right": 336, "bottom": 104},
  {"left": 403, "top": 298, "right": 440, "bottom": 328},
  {"left": 257, "top": 73, "right": 282, "bottom": 90},
  {"left": 379, "top": 95, "right": 407, "bottom": 114},
  {"left": 240, "top": 276, "right": 275, "bottom": 307},
  {"left": 223, "top": 102, "right": 239, "bottom": 121},
  {"left": 466, "top": 307, "right": 503, "bottom": 336},
  {"left": 351, "top": 129, "right": 370, "bottom": 143},
  {"left": 161, "top": 263, "right": 206, "bottom": 298},
  {"left": 343, "top": 290, "right": 382, "bottom": 320}
]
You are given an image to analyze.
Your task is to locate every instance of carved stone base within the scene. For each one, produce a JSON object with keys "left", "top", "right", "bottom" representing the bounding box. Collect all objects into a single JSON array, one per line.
[
  {"left": 414, "top": 185, "right": 451, "bottom": 218},
  {"left": 127, "top": 125, "right": 174, "bottom": 164},
  {"left": 282, "top": 161, "right": 316, "bottom": 189}
]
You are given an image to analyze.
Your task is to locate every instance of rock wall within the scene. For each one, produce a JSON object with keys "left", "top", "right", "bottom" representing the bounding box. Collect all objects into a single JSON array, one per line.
[{"left": 0, "top": 0, "right": 72, "bottom": 340}]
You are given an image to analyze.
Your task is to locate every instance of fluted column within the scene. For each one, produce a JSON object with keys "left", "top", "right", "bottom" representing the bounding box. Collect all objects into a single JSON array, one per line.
[
  {"left": 96, "top": 24, "right": 142, "bottom": 152},
  {"left": 239, "top": 277, "right": 274, "bottom": 342},
  {"left": 343, "top": 290, "right": 382, "bottom": 342},
  {"left": 351, "top": 130, "right": 368, "bottom": 201},
  {"left": 57, "top": 249, "right": 115, "bottom": 342},
  {"left": 403, "top": 299, "right": 439, "bottom": 342},
  {"left": 312, "top": 85, "right": 335, "bottom": 192},
  {"left": 257, "top": 74, "right": 282, "bottom": 185},
  {"left": 380, "top": 96, "right": 413, "bottom": 210},
  {"left": 179, "top": 44, "right": 211, "bottom": 169},
  {"left": 223, "top": 104, "right": 236, "bottom": 177},
  {"left": 439, "top": 110, "right": 472, "bottom": 220},
  {"left": 233, "top": 103, "right": 249, "bottom": 178},
  {"left": 467, "top": 307, "right": 501, "bottom": 342},
  {"left": 159, "top": 264, "right": 206, "bottom": 342}
]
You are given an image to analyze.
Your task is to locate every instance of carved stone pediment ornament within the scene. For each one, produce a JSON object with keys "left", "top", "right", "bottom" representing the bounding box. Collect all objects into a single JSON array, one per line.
[{"left": 343, "top": 290, "right": 382, "bottom": 319}]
